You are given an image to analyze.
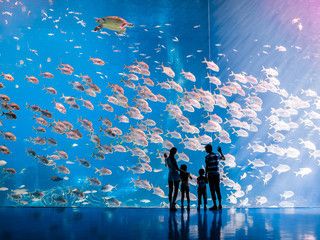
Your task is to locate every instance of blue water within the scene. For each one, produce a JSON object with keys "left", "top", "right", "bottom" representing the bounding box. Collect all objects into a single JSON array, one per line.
[{"left": 0, "top": 0, "right": 320, "bottom": 207}]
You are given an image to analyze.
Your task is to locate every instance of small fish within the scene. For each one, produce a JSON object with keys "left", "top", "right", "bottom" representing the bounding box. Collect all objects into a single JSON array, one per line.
[
  {"left": 172, "top": 37, "right": 179, "bottom": 42},
  {"left": 294, "top": 168, "right": 312, "bottom": 177},
  {"left": 280, "top": 191, "right": 294, "bottom": 200},
  {"left": 0, "top": 160, "right": 7, "bottom": 166},
  {"left": 51, "top": 176, "right": 68, "bottom": 182}
]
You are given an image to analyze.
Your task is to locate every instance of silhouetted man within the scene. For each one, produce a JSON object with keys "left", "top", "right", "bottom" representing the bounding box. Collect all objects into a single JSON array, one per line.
[{"left": 204, "top": 144, "right": 225, "bottom": 210}]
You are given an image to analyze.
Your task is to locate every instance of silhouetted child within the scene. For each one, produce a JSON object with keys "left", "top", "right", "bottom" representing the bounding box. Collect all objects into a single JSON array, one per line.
[
  {"left": 197, "top": 168, "right": 207, "bottom": 210},
  {"left": 180, "top": 164, "right": 192, "bottom": 210}
]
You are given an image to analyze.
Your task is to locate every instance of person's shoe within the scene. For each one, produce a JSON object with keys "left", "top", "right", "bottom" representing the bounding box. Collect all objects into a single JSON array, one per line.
[
  {"left": 171, "top": 205, "right": 177, "bottom": 211},
  {"left": 209, "top": 205, "right": 218, "bottom": 211},
  {"left": 218, "top": 204, "right": 222, "bottom": 210}
]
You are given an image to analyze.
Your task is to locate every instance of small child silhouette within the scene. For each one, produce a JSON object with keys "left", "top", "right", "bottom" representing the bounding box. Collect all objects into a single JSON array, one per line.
[
  {"left": 180, "top": 164, "right": 192, "bottom": 210},
  {"left": 197, "top": 168, "right": 207, "bottom": 210}
]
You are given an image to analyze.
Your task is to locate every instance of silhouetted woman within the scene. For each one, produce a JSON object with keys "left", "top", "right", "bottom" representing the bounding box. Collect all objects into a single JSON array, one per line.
[{"left": 165, "top": 147, "right": 180, "bottom": 211}]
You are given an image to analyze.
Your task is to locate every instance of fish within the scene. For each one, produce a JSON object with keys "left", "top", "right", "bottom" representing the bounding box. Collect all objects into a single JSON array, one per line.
[
  {"left": 280, "top": 191, "right": 294, "bottom": 200},
  {"left": 240, "top": 173, "right": 247, "bottom": 180},
  {"left": 153, "top": 186, "right": 166, "bottom": 198},
  {"left": 172, "top": 37, "right": 179, "bottom": 42},
  {"left": 202, "top": 58, "right": 219, "bottom": 72},
  {"left": 294, "top": 168, "right": 312, "bottom": 177},
  {"left": 52, "top": 195, "right": 67, "bottom": 204},
  {"left": 263, "top": 173, "right": 272, "bottom": 185},
  {"left": 285, "top": 147, "right": 300, "bottom": 159},
  {"left": 181, "top": 69, "right": 196, "bottom": 82},
  {"left": 275, "top": 46, "right": 287, "bottom": 52},
  {"left": 101, "top": 184, "right": 116, "bottom": 192},
  {"left": 89, "top": 57, "right": 105, "bottom": 66},
  {"left": 272, "top": 164, "right": 291, "bottom": 174},
  {"left": 0, "top": 160, "right": 7, "bottom": 166},
  {"left": 95, "top": 167, "right": 112, "bottom": 176},
  {"left": 239, "top": 198, "right": 250, "bottom": 207},
  {"left": 103, "top": 197, "right": 121, "bottom": 207},
  {"left": 247, "top": 143, "right": 265, "bottom": 153},
  {"left": 87, "top": 177, "right": 101, "bottom": 186},
  {"left": 256, "top": 196, "right": 268, "bottom": 205},
  {"left": 161, "top": 64, "right": 175, "bottom": 78}
]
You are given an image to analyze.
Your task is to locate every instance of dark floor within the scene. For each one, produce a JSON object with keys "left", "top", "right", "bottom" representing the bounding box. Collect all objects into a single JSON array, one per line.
[{"left": 0, "top": 207, "right": 319, "bottom": 240}]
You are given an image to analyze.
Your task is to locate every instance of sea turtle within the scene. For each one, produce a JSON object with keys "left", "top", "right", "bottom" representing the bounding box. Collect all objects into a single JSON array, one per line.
[{"left": 94, "top": 16, "right": 133, "bottom": 34}]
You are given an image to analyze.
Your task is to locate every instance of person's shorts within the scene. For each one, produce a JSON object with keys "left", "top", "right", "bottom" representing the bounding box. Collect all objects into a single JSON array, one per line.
[
  {"left": 181, "top": 183, "right": 189, "bottom": 192},
  {"left": 197, "top": 187, "right": 206, "bottom": 192}
]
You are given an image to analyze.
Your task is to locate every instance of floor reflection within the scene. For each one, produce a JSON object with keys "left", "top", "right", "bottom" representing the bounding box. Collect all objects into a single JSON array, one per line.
[
  {"left": 0, "top": 207, "right": 320, "bottom": 239},
  {"left": 197, "top": 210, "right": 207, "bottom": 239}
]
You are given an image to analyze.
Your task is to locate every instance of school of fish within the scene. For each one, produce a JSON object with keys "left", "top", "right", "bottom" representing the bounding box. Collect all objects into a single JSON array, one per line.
[{"left": 0, "top": 0, "right": 317, "bottom": 208}]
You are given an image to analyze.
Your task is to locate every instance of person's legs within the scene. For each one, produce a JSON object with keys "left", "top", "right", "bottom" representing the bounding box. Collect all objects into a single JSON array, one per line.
[
  {"left": 208, "top": 175, "right": 217, "bottom": 208},
  {"left": 186, "top": 188, "right": 190, "bottom": 208},
  {"left": 181, "top": 189, "right": 185, "bottom": 207},
  {"left": 203, "top": 188, "right": 207, "bottom": 209},
  {"left": 214, "top": 175, "right": 222, "bottom": 207},
  {"left": 197, "top": 190, "right": 202, "bottom": 207},
  {"left": 168, "top": 180, "right": 173, "bottom": 207},
  {"left": 172, "top": 180, "right": 180, "bottom": 207}
]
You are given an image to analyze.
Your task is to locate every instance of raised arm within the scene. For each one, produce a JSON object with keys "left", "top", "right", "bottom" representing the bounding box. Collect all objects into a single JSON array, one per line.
[
  {"left": 217, "top": 146, "right": 225, "bottom": 160},
  {"left": 164, "top": 153, "right": 168, "bottom": 167}
]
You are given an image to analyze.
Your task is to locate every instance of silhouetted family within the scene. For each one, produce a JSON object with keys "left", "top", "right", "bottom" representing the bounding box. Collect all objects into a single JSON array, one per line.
[{"left": 165, "top": 144, "right": 225, "bottom": 211}]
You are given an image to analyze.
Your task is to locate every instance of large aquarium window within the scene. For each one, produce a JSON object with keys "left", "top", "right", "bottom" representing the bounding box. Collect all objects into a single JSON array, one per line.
[{"left": 0, "top": 0, "right": 319, "bottom": 208}]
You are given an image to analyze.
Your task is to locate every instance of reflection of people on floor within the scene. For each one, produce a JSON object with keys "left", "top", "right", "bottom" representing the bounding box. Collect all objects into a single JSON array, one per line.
[
  {"left": 168, "top": 211, "right": 179, "bottom": 239},
  {"left": 210, "top": 210, "right": 222, "bottom": 240},
  {"left": 197, "top": 211, "right": 208, "bottom": 239},
  {"left": 180, "top": 210, "right": 190, "bottom": 239}
]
